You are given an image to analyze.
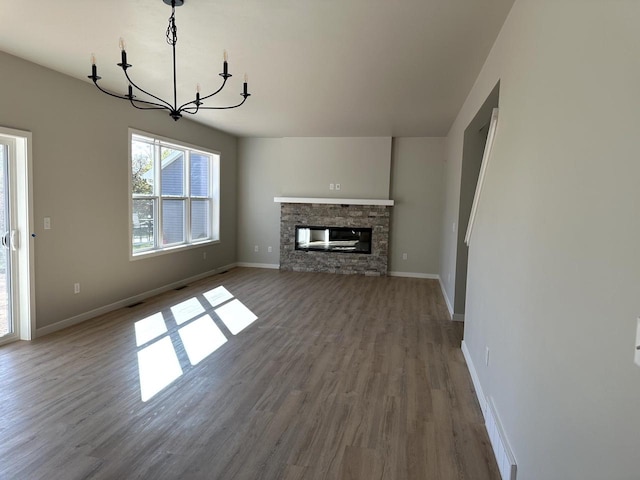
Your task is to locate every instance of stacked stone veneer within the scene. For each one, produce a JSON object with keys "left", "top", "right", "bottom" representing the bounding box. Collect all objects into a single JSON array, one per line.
[{"left": 279, "top": 203, "right": 391, "bottom": 275}]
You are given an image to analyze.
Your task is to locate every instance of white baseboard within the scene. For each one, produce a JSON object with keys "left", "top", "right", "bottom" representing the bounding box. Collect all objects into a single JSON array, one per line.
[
  {"left": 235, "top": 262, "right": 280, "bottom": 269},
  {"left": 453, "top": 313, "right": 465, "bottom": 322},
  {"left": 438, "top": 277, "right": 454, "bottom": 319},
  {"left": 486, "top": 397, "right": 518, "bottom": 480},
  {"left": 388, "top": 271, "right": 439, "bottom": 279},
  {"left": 461, "top": 340, "right": 487, "bottom": 418},
  {"left": 461, "top": 341, "right": 517, "bottom": 480},
  {"left": 35, "top": 264, "right": 236, "bottom": 338}
]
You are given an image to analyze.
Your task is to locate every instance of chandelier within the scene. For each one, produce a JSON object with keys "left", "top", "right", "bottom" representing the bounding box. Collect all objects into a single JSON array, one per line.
[{"left": 88, "top": 0, "right": 250, "bottom": 121}]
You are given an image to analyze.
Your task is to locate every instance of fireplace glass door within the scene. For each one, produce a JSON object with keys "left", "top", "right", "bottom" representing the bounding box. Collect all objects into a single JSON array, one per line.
[{"left": 295, "top": 226, "right": 372, "bottom": 254}]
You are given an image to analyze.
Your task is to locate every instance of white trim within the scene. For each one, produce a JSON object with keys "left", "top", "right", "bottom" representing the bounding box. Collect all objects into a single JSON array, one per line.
[
  {"left": 486, "top": 397, "right": 518, "bottom": 480},
  {"left": 461, "top": 341, "right": 518, "bottom": 479},
  {"left": 35, "top": 264, "right": 236, "bottom": 338},
  {"left": 461, "top": 340, "right": 488, "bottom": 419},
  {"left": 0, "top": 126, "right": 35, "bottom": 342},
  {"left": 235, "top": 262, "right": 280, "bottom": 270},
  {"left": 274, "top": 197, "right": 394, "bottom": 206},
  {"left": 128, "top": 128, "right": 221, "bottom": 261},
  {"left": 438, "top": 276, "right": 454, "bottom": 319},
  {"left": 465, "top": 108, "right": 499, "bottom": 246},
  {"left": 130, "top": 240, "right": 220, "bottom": 261},
  {"left": 453, "top": 313, "right": 465, "bottom": 322},
  {"left": 388, "top": 271, "right": 439, "bottom": 279}
]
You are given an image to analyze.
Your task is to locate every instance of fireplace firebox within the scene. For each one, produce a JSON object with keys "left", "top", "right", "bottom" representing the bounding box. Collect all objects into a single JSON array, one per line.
[{"left": 295, "top": 226, "right": 372, "bottom": 254}]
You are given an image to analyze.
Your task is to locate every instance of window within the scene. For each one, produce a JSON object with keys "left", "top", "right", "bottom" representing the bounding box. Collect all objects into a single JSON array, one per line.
[{"left": 130, "top": 130, "right": 219, "bottom": 257}]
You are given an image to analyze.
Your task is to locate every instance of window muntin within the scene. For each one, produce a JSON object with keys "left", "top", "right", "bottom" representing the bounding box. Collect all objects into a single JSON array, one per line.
[{"left": 130, "top": 131, "right": 219, "bottom": 257}]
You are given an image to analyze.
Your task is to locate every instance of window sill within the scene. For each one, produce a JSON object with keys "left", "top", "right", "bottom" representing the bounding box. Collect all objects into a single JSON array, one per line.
[{"left": 130, "top": 239, "right": 220, "bottom": 261}]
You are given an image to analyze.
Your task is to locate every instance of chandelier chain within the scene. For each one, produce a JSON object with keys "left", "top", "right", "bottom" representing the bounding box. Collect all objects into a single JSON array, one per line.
[{"left": 166, "top": 6, "right": 178, "bottom": 46}]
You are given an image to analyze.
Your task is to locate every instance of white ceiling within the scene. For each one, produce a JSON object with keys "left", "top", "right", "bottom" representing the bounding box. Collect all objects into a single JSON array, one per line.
[{"left": 0, "top": 0, "right": 514, "bottom": 138}]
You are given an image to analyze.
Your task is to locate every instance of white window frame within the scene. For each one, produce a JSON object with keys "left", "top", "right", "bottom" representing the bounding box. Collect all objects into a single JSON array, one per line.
[{"left": 129, "top": 128, "right": 220, "bottom": 260}]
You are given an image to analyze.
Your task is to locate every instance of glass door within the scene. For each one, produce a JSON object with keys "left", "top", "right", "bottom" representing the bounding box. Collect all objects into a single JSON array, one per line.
[{"left": 0, "top": 142, "right": 14, "bottom": 340}]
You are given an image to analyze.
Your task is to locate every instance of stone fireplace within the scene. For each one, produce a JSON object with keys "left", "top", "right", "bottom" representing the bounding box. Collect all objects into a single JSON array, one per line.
[{"left": 276, "top": 198, "right": 393, "bottom": 275}]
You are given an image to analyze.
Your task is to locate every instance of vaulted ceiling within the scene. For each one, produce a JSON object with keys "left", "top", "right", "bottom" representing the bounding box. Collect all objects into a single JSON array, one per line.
[{"left": 0, "top": 0, "right": 514, "bottom": 137}]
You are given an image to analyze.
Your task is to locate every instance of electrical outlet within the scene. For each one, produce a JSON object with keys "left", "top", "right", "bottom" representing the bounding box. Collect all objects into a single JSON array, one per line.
[
  {"left": 74, "top": 283, "right": 80, "bottom": 294},
  {"left": 402, "top": 253, "right": 407, "bottom": 260},
  {"left": 268, "top": 246, "right": 272, "bottom": 253},
  {"left": 336, "top": 183, "right": 341, "bottom": 190},
  {"left": 44, "top": 217, "right": 51, "bottom": 230},
  {"left": 254, "top": 245, "right": 259, "bottom": 252},
  {"left": 485, "top": 346, "right": 490, "bottom": 366}
]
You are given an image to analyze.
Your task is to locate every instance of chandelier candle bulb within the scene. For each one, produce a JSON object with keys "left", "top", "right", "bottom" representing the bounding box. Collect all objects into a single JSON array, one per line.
[
  {"left": 119, "top": 38, "right": 128, "bottom": 66},
  {"left": 243, "top": 74, "right": 248, "bottom": 95},
  {"left": 90, "top": 54, "right": 98, "bottom": 78}
]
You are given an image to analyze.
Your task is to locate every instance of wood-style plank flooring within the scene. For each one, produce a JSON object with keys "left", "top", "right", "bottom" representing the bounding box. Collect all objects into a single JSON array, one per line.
[{"left": 0, "top": 268, "right": 499, "bottom": 479}]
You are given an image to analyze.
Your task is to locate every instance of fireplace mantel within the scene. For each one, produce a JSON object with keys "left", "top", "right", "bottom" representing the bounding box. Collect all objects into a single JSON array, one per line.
[{"left": 274, "top": 196, "right": 394, "bottom": 206}]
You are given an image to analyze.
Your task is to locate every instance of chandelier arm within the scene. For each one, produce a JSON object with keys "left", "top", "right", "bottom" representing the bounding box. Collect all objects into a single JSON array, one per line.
[
  {"left": 128, "top": 99, "right": 170, "bottom": 111},
  {"left": 91, "top": 79, "right": 135, "bottom": 101},
  {"left": 123, "top": 69, "right": 174, "bottom": 110},
  {"left": 176, "top": 76, "right": 229, "bottom": 112},
  {"left": 192, "top": 78, "right": 229, "bottom": 103},
  {"left": 187, "top": 95, "right": 249, "bottom": 110},
  {"left": 91, "top": 79, "right": 171, "bottom": 111}
]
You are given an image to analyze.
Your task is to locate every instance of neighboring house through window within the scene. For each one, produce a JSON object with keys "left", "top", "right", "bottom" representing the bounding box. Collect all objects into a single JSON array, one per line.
[{"left": 130, "top": 130, "right": 220, "bottom": 258}]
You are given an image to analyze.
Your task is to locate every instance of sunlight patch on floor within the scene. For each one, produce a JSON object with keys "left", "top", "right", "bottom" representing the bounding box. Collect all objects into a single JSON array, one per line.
[
  {"left": 135, "top": 286, "right": 259, "bottom": 401},
  {"left": 134, "top": 312, "right": 167, "bottom": 346},
  {"left": 203, "top": 286, "right": 234, "bottom": 308},
  {"left": 171, "top": 297, "right": 205, "bottom": 325},
  {"left": 178, "top": 315, "right": 228, "bottom": 365},
  {"left": 215, "top": 299, "right": 258, "bottom": 335},
  {"left": 137, "top": 336, "right": 183, "bottom": 402}
]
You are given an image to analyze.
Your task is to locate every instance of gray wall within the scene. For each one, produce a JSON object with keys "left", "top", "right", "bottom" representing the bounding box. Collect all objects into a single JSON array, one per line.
[
  {"left": 236, "top": 138, "right": 282, "bottom": 265},
  {"left": 388, "top": 137, "right": 444, "bottom": 275},
  {"left": 0, "top": 51, "right": 238, "bottom": 330},
  {"left": 279, "top": 137, "right": 392, "bottom": 198},
  {"left": 440, "top": 1, "right": 640, "bottom": 479},
  {"left": 237, "top": 136, "right": 444, "bottom": 276}
]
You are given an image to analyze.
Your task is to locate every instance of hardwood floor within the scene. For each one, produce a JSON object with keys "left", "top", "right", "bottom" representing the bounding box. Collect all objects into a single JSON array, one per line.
[{"left": 0, "top": 268, "right": 499, "bottom": 479}]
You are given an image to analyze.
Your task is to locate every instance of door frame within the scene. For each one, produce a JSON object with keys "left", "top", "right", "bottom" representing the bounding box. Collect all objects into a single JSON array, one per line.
[{"left": 0, "top": 126, "right": 35, "bottom": 344}]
